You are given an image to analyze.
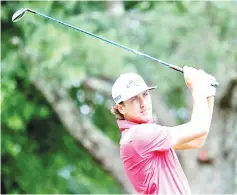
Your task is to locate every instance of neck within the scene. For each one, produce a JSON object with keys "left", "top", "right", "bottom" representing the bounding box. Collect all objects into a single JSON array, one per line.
[{"left": 123, "top": 117, "right": 155, "bottom": 124}]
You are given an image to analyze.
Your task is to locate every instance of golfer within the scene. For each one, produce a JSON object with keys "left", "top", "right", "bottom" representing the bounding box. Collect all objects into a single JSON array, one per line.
[{"left": 111, "top": 66, "right": 216, "bottom": 194}]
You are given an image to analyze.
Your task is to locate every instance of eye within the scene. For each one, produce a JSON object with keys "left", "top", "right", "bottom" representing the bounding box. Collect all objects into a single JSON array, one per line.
[
  {"left": 131, "top": 96, "right": 138, "bottom": 102},
  {"left": 143, "top": 91, "right": 149, "bottom": 97}
]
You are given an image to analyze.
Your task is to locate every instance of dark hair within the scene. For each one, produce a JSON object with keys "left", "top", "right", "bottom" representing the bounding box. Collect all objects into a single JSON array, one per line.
[{"left": 110, "top": 102, "right": 125, "bottom": 120}]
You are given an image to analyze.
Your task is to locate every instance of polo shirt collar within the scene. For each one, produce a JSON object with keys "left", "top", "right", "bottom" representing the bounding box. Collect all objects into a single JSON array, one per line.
[{"left": 117, "top": 119, "right": 156, "bottom": 132}]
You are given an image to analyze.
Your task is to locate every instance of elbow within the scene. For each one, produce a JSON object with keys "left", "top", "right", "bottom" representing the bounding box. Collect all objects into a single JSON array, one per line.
[
  {"left": 194, "top": 132, "right": 208, "bottom": 149},
  {"left": 194, "top": 141, "right": 205, "bottom": 149}
]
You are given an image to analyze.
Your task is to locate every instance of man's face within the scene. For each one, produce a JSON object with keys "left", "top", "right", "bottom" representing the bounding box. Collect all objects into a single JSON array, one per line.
[{"left": 119, "top": 90, "right": 153, "bottom": 123}]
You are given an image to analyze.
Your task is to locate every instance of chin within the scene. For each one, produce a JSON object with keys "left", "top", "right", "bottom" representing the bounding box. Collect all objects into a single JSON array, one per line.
[{"left": 141, "top": 116, "right": 152, "bottom": 123}]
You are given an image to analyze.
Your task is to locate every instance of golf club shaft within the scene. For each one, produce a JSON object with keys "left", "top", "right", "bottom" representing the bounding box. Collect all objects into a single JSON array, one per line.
[
  {"left": 29, "top": 10, "right": 184, "bottom": 73},
  {"left": 14, "top": 8, "right": 219, "bottom": 87}
]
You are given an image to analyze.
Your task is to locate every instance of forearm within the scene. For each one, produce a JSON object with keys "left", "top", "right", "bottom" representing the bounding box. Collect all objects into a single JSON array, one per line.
[
  {"left": 190, "top": 90, "right": 209, "bottom": 131},
  {"left": 182, "top": 96, "right": 215, "bottom": 148},
  {"left": 207, "top": 96, "right": 215, "bottom": 129},
  {"left": 170, "top": 92, "right": 210, "bottom": 149},
  {"left": 192, "top": 96, "right": 215, "bottom": 145}
]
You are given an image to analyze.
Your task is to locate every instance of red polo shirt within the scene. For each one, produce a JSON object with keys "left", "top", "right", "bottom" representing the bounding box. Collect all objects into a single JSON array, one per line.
[{"left": 118, "top": 120, "right": 191, "bottom": 194}]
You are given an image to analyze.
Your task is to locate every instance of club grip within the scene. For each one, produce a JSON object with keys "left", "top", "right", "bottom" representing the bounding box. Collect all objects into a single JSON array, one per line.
[
  {"left": 169, "top": 65, "right": 183, "bottom": 73},
  {"left": 169, "top": 65, "right": 219, "bottom": 88}
]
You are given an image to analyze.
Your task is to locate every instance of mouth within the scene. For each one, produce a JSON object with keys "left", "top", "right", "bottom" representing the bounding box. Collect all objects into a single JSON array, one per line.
[{"left": 141, "top": 108, "right": 150, "bottom": 114}]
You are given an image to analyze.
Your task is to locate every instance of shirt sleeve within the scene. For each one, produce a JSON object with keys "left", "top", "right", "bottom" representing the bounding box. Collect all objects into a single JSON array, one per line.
[{"left": 131, "top": 124, "right": 172, "bottom": 157}]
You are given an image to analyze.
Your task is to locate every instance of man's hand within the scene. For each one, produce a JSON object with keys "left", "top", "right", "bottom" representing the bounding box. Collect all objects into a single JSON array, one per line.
[
  {"left": 202, "top": 72, "right": 217, "bottom": 97},
  {"left": 183, "top": 66, "right": 216, "bottom": 97}
]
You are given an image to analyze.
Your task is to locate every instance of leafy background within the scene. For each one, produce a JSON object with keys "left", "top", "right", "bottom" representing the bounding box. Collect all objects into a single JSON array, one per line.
[{"left": 1, "top": 1, "right": 237, "bottom": 194}]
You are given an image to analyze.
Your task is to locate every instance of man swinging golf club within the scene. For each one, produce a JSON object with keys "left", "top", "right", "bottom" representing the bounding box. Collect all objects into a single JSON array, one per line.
[
  {"left": 12, "top": 9, "right": 218, "bottom": 193},
  {"left": 111, "top": 66, "right": 216, "bottom": 194}
]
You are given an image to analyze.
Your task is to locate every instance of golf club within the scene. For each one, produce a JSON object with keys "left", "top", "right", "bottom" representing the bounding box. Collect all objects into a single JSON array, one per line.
[{"left": 12, "top": 8, "right": 219, "bottom": 87}]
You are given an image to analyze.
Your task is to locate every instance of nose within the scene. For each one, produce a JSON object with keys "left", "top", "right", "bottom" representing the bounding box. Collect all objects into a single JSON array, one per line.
[{"left": 139, "top": 96, "right": 145, "bottom": 108}]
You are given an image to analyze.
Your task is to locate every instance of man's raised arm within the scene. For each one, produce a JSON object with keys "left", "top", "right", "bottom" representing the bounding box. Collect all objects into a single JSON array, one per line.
[{"left": 173, "top": 70, "right": 216, "bottom": 150}]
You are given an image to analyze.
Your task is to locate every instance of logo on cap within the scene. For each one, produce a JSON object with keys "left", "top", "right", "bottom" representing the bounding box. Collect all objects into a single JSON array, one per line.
[
  {"left": 126, "top": 79, "right": 140, "bottom": 88},
  {"left": 114, "top": 95, "right": 122, "bottom": 102}
]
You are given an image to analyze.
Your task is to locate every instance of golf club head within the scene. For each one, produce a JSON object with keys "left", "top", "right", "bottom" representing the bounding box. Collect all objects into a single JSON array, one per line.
[
  {"left": 12, "top": 8, "right": 28, "bottom": 22},
  {"left": 12, "top": 8, "right": 36, "bottom": 22}
]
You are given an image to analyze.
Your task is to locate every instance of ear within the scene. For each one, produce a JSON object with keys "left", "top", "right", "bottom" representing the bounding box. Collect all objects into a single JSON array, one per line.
[{"left": 116, "top": 103, "right": 126, "bottom": 114}]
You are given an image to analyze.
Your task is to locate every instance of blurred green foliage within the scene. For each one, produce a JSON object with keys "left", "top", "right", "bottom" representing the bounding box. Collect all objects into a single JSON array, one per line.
[{"left": 1, "top": 1, "right": 237, "bottom": 193}]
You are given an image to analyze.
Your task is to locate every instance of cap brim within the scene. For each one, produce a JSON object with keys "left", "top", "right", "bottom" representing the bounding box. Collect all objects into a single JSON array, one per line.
[
  {"left": 120, "top": 85, "right": 157, "bottom": 103},
  {"left": 147, "top": 86, "right": 157, "bottom": 91}
]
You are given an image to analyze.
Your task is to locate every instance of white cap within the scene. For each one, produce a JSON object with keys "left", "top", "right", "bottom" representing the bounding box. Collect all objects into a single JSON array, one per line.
[{"left": 112, "top": 73, "right": 156, "bottom": 104}]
